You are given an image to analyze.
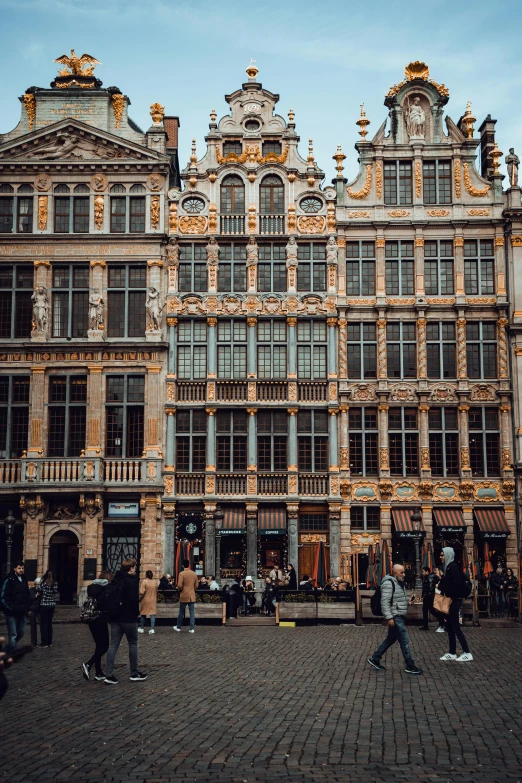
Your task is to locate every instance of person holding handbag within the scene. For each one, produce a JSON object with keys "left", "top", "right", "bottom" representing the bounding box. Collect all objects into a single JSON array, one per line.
[{"left": 438, "top": 547, "right": 472, "bottom": 662}]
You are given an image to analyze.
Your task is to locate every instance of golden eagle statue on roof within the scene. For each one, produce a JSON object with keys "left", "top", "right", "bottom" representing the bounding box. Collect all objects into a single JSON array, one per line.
[{"left": 54, "top": 49, "right": 101, "bottom": 77}]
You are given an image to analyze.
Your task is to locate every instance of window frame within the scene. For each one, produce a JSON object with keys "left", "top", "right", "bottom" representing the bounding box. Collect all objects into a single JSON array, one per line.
[
  {"left": 345, "top": 241, "right": 376, "bottom": 296},
  {"left": 257, "top": 409, "right": 288, "bottom": 472},
  {"left": 217, "top": 243, "right": 247, "bottom": 293},
  {"left": 348, "top": 407, "right": 378, "bottom": 476},
  {"left": 257, "top": 319, "right": 287, "bottom": 379},
  {"left": 469, "top": 407, "right": 500, "bottom": 477},
  {"left": 466, "top": 321, "right": 497, "bottom": 379},
  {"left": 296, "top": 319, "right": 327, "bottom": 380},
  {"left": 350, "top": 506, "right": 381, "bottom": 531},
  {"left": 297, "top": 242, "right": 327, "bottom": 293},
  {"left": 47, "top": 375, "right": 87, "bottom": 458},
  {"left": 424, "top": 239, "right": 454, "bottom": 295},
  {"left": 216, "top": 409, "right": 247, "bottom": 472},
  {"left": 385, "top": 240, "right": 414, "bottom": 295},
  {"left": 386, "top": 321, "right": 417, "bottom": 379},
  {"left": 422, "top": 159, "right": 452, "bottom": 205},
  {"left": 220, "top": 175, "right": 245, "bottom": 215},
  {"left": 107, "top": 264, "right": 147, "bottom": 339},
  {"left": 389, "top": 407, "right": 419, "bottom": 476},
  {"left": 426, "top": 321, "right": 457, "bottom": 379},
  {"left": 177, "top": 320, "right": 208, "bottom": 380},
  {"left": 51, "top": 264, "right": 89, "bottom": 339},
  {"left": 257, "top": 243, "right": 286, "bottom": 293},
  {"left": 259, "top": 175, "right": 284, "bottom": 214},
  {"left": 428, "top": 407, "right": 459, "bottom": 477},
  {"left": 384, "top": 160, "right": 413, "bottom": 205},
  {"left": 0, "top": 375, "right": 30, "bottom": 458},
  {"left": 175, "top": 409, "right": 207, "bottom": 472},
  {"left": 347, "top": 322, "right": 377, "bottom": 380},
  {"left": 217, "top": 319, "right": 247, "bottom": 379},
  {"left": 464, "top": 239, "right": 495, "bottom": 295},
  {"left": 0, "top": 265, "right": 33, "bottom": 339},
  {"left": 178, "top": 243, "right": 207, "bottom": 293},
  {"left": 297, "top": 409, "right": 328, "bottom": 472},
  {"left": 105, "top": 374, "right": 145, "bottom": 459}
]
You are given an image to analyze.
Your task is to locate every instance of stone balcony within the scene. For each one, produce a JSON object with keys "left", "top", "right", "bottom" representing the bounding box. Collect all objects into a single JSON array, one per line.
[
  {"left": 174, "top": 472, "right": 330, "bottom": 498},
  {"left": 175, "top": 381, "right": 328, "bottom": 405},
  {"left": 0, "top": 458, "right": 164, "bottom": 489}
]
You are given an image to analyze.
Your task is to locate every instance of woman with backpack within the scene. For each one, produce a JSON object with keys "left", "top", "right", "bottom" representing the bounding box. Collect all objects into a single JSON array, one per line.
[
  {"left": 438, "top": 547, "right": 473, "bottom": 662},
  {"left": 139, "top": 570, "right": 159, "bottom": 634},
  {"left": 81, "top": 570, "right": 113, "bottom": 681}
]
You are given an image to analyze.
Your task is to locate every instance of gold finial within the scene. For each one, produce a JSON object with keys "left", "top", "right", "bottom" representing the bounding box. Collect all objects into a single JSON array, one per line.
[
  {"left": 462, "top": 101, "right": 476, "bottom": 139},
  {"left": 150, "top": 102, "right": 165, "bottom": 124},
  {"left": 54, "top": 49, "right": 101, "bottom": 76},
  {"left": 190, "top": 138, "right": 197, "bottom": 164},
  {"left": 308, "top": 138, "right": 315, "bottom": 165},
  {"left": 356, "top": 103, "right": 371, "bottom": 141},
  {"left": 404, "top": 61, "right": 430, "bottom": 81},
  {"left": 210, "top": 108, "right": 217, "bottom": 123},
  {"left": 246, "top": 58, "right": 258, "bottom": 79},
  {"left": 288, "top": 108, "right": 295, "bottom": 123},
  {"left": 333, "top": 145, "right": 346, "bottom": 176},
  {"left": 490, "top": 141, "right": 503, "bottom": 175}
]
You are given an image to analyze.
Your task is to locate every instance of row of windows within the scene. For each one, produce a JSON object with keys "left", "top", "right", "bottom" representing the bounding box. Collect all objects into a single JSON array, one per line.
[{"left": 384, "top": 160, "right": 451, "bottom": 205}]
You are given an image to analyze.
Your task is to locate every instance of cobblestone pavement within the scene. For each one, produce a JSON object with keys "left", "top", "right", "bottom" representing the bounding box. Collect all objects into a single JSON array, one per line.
[{"left": 1, "top": 622, "right": 522, "bottom": 783}]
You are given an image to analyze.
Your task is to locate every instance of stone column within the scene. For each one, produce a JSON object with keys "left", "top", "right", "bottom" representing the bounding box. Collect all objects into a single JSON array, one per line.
[
  {"left": 204, "top": 502, "right": 216, "bottom": 578},
  {"left": 380, "top": 504, "right": 392, "bottom": 546},
  {"left": 415, "top": 236, "right": 425, "bottom": 296},
  {"left": 327, "top": 317, "right": 338, "bottom": 379},
  {"left": 88, "top": 259, "right": 106, "bottom": 340},
  {"left": 339, "top": 405, "right": 349, "bottom": 472},
  {"left": 500, "top": 403, "right": 514, "bottom": 473},
  {"left": 247, "top": 317, "right": 257, "bottom": 378},
  {"left": 377, "top": 318, "right": 387, "bottom": 379},
  {"left": 454, "top": 235, "right": 465, "bottom": 297},
  {"left": 287, "top": 317, "right": 297, "bottom": 379},
  {"left": 462, "top": 505, "right": 474, "bottom": 565},
  {"left": 417, "top": 317, "right": 427, "bottom": 379},
  {"left": 376, "top": 238, "right": 386, "bottom": 296},
  {"left": 207, "top": 317, "right": 217, "bottom": 379},
  {"left": 167, "top": 238, "right": 179, "bottom": 293},
  {"left": 457, "top": 317, "right": 467, "bottom": 379},
  {"left": 247, "top": 409, "right": 257, "bottom": 496},
  {"left": 145, "top": 365, "right": 162, "bottom": 459},
  {"left": 378, "top": 403, "right": 389, "bottom": 476},
  {"left": 287, "top": 408, "right": 298, "bottom": 471},
  {"left": 27, "top": 367, "right": 45, "bottom": 459},
  {"left": 498, "top": 317, "right": 509, "bottom": 380},
  {"left": 328, "top": 409, "right": 339, "bottom": 475},
  {"left": 206, "top": 409, "right": 216, "bottom": 499},
  {"left": 246, "top": 503, "right": 258, "bottom": 579},
  {"left": 163, "top": 503, "right": 176, "bottom": 578},
  {"left": 21, "top": 496, "right": 46, "bottom": 570},
  {"left": 206, "top": 237, "right": 219, "bottom": 295},
  {"left": 286, "top": 502, "right": 299, "bottom": 581},
  {"left": 419, "top": 403, "right": 430, "bottom": 477},
  {"left": 215, "top": 512, "right": 222, "bottom": 582},
  {"left": 338, "top": 317, "right": 347, "bottom": 380},
  {"left": 329, "top": 503, "right": 341, "bottom": 577},
  {"left": 459, "top": 403, "right": 471, "bottom": 478},
  {"left": 421, "top": 504, "right": 433, "bottom": 553},
  {"left": 85, "top": 365, "right": 103, "bottom": 463},
  {"left": 495, "top": 236, "right": 507, "bottom": 297},
  {"left": 167, "top": 317, "right": 177, "bottom": 375},
  {"left": 340, "top": 499, "right": 351, "bottom": 580},
  {"left": 80, "top": 495, "right": 103, "bottom": 586},
  {"left": 164, "top": 408, "right": 175, "bottom": 500},
  {"left": 140, "top": 496, "right": 161, "bottom": 577}
]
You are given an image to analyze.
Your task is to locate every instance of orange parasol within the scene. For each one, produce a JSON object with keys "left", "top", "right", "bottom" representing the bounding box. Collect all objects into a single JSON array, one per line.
[{"left": 483, "top": 542, "right": 493, "bottom": 578}]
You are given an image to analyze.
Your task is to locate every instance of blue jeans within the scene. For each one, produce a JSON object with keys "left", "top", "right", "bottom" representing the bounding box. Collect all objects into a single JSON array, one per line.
[
  {"left": 106, "top": 622, "right": 139, "bottom": 677},
  {"left": 176, "top": 602, "right": 195, "bottom": 630},
  {"left": 372, "top": 615, "right": 415, "bottom": 668},
  {"left": 140, "top": 615, "right": 156, "bottom": 629},
  {"left": 5, "top": 614, "right": 27, "bottom": 652}
]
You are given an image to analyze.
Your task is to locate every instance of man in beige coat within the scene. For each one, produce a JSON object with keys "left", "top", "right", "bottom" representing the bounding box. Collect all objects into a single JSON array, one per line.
[{"left": 173, "top": 559, "right": 198, "bottom": 633}]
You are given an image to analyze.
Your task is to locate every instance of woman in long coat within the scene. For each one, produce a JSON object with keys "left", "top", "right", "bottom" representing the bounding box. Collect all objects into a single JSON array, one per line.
[{"left": 139, "top": 570, "right": 159, "bottom": 634}]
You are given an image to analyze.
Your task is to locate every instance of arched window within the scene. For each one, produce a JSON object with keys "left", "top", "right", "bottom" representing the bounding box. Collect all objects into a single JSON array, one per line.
[
  {"left": 110, "top": 184, "right": 126, "bottom": 193},
  {"left": 18, "top": 184, "right": 34, "bottom": 193},
  {"left": 74, "top": 184, "right": 89, "bottom": 193},
  {"left": 54, "top": 184, "right": 70, "bottom": 193},
  {"left": 0, "top": 185, "right": 14, "bottom": 193},
  {"left": 220, "top": 175, "right": 245, "bottom": 214},
  {"left": 130, "top": 184, "right": 146, "bottom": 193},
  {"left": 260, "top": 175, "right": 284, "bottom": 214}
]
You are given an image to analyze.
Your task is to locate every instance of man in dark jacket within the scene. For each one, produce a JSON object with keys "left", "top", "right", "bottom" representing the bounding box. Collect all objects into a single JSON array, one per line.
[
  {"left": 104, "top": 559, "right": 147, "bottom": 684},
  {"left": 299, "top": 575, "right": 314, "bottom": 592},
  {"left": 1, "top": 562, "right": 31, "bottom": 653},
  {"left": 489, "top": 566, "right": 506, "bottom": 618},
  {"left": 421, "top": 566, "right": 440, "bottom": 630}
]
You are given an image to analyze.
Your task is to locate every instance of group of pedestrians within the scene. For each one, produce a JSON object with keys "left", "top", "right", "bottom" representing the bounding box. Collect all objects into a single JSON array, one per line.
[
  {"left": 368, "top": 547, "right": 473, "bottom": 675},
  {"left": 489, "top": 565, "right": 518, "bottom": 617},
  {"left": 1, "top": 562, "right": 58, "bottom": 652}
]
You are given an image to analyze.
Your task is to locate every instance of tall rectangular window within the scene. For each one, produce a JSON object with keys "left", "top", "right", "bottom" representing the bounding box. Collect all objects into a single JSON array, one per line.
[
  {"left": 297, "top": 410, "right": 328, "bottom": 472},
  {"left": 345, "top": 241, "right": 376, "bottom": 296},
  {"left": 51, "top": 265, "right": 89, "bottom": 339},
  {"left": 466, "top": 322, "right": 497, "bottom": 379},
  {"left": 389, "top": 407, "right": 419, "bottom": 476},
  {"left": 178, "top": 320, "right": 207, "bottom": 380},
  {"left": 129, "top": 197, "right": 146, "bottom": 233},
  {"left": 216, "top": 410, "right": 247, "bottom": 471},
  {"left": 428, "top": 407, "right": 459, "bottom": 477},
  {"left": 218, "top": 243, "right": 246, "bottom": 292},
  {"left": 384, "top": 161, "right": 412, "bottom": 205},
  {"left": 54, "top": 197, "right": 70, "bottom": 233},
  {"left": 469, "top": 407, "right": 500, "bottom": 476},
  {"left": 296, "top": 320, "right": 327, "bottom": 380},
  {"left": 110, "top": 197, "right": 126, "bottom": 233},
  {"left": 424, "top": 240, "right": 454, "bottom": 295},
  {"left": 217, "top": 319, "right": 247, "bottom": 379},
  {"left": 0, "top": 265, "right": 33, "bottom": 339},
  {"left": 257, "top": 410, "right": 287, "bottom": 471},
  {"left": 346, "top": 323, "right": 377, "bottom": 379},
  {"left": 385, "top": 240, "right": 414, "bottom": 295},
  {"left": 423, "top": 160, "right": 451, "bottom": 204},
  {"left": 48, "top": 376, "right": 87, "bottom": 457},
  {"left": 0, "top": 193, "right": 14, "bottom": 233},
  {"left": 387, "top": 322, "right": 416, "bottom": 378},
  {"left": 17, "top": 196, "right": 34, "bottom": 234},
  {"left": 258, "top": 243, "right": 286, "bottom": 292},
  {"left": 179, "top": 244, "right": 207, "bottom": 293},
  {"left": 107, "top": 265, "right": 146, "bottom": 338},
  {"left": 297, "top": 243, "right": 326, "bottom": 292},
  {"left": 0, "top": 376, "right": 29, "bottom": 458},
  {"left": 351, "top": 506, "right": 380, "bottom": 531},
  {"left": 426, "top": 322, "right": 456, "bottom": 379},
  {"left": 176, "top": 410, "right": 207, "bottom": 471},
  {"left": 105, "top": 375, "right": 144, "bottom": 458},
  {"left": 348, "top": 407, "right": 378, "bottom": 476},
  {"left": 464, "top": 239, "right": 495, "bottom": 295},
  {"left": 257, "top": 320, "right": 287, "bottom": 379}
]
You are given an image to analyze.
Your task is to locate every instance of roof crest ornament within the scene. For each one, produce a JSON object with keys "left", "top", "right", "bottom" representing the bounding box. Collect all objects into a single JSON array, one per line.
[{"left": 386, "top": 61, "right": 449, "bottom": 99}]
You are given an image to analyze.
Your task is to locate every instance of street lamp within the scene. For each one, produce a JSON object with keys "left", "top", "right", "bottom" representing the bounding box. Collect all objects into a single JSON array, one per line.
[
  {"left": 3, "top": 509, "right": 16, "bottom": 577},
  {"left": 214, "top": 506, "right": 224, "bottom": 582},
  {"left": 410, "top": 507, "right": 423, "bottom": 591}
]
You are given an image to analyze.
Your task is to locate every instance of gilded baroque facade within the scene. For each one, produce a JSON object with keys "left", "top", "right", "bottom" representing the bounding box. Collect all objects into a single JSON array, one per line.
[{"left": 0, "top": 56, "right": 519, "bottom": 598}]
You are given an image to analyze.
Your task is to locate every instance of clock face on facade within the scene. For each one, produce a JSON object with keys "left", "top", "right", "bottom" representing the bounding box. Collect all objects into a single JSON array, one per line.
[
  {"left": 185, "top": 522, "right": 198, "bottom": 535},
  {"left": 244, "top": 103, "right": 261, "bottom": 114}
]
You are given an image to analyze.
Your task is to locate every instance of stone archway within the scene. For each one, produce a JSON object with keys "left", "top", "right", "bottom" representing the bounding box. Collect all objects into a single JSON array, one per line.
[{"left": 45, "top": 522, "right": 82, "bottom": 604}]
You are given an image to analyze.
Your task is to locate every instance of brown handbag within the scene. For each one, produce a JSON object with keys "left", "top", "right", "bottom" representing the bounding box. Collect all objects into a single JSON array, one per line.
[{"left": 433, "top": 592, "right": 452, "bottom": 614}]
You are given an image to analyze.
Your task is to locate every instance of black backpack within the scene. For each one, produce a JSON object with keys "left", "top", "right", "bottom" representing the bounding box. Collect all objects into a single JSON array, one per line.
[
  {"left": 99, "top": 578, "right": 124, "bottom": 618},
  {"left": 458, "top": 574, "right": 473, "bottom": 600},
  {"left": 370, "top": 580, "right": 395, "bottom": 616}
]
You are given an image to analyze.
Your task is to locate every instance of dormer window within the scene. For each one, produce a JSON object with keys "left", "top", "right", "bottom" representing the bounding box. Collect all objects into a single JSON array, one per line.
[
  {"left": 223, "top": 141, "right": 242, "bottom": 156},
  {"left": 244, "top": 120, "right": 260, "bottom": 132},
  {"left": 300, "top": 197, "right": 322, "bottom": 214},
  {"left": 262, "top": 141, "right": 282, "bottom": 157},
  {"left": 183, "top": 197, "right": 205, "bottom": 214}
]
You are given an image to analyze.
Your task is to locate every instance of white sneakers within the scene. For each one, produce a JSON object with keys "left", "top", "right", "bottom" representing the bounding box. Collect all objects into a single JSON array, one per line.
[
  {"left": 456, "top": 652, "right": 473, "bottom": 662},
  {"left": 173, "top": 626, "right": 181, "bottom": 632},
  {"left": 149, "top": 629, "right": 155, "bottom": 634},
  {"left": 440, "top": 652, "right": 473, "bottom": 662},
  {"left": 189, "top": 629, "right": 195, "bottom": 633},
  {"left": 436, "top": 627, "right": 445, "bottom": 633},
  {"left": 440, "top": 653, "right": 457, "bottom": 661},
  {"left": 138, "top": 628, "right": 144, "bottom": 633}
]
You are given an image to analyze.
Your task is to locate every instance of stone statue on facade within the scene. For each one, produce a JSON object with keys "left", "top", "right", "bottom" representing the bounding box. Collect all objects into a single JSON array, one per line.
[
  {"left": 166, "top": 237, "right": 179, "bottom": 265},
  {"left": 31, "top": 286, "right": 48, "bottom": 332},
  {"left": 326, "top": 235, "right": 338, "bottom": 265},
  {"left": 285, "top": 235, "right": 298, "bottom": 267},
  {"left": 246, "top": 236, "right": 258, "bottom": 266},
  {"left": 146, "top": 287, "right": 162, "bottom": 331},
  {"left": 406, "top": 97, "right": 425, "bottom": 138},
  {"left": 206, "top": 236, "right": 220, "bottom": 265},
  {"left": 88, "top": 288, "right": 104, "bottom": 330},
  {"left": 506, "top": 148, "right": 520, "bottom": 187}
]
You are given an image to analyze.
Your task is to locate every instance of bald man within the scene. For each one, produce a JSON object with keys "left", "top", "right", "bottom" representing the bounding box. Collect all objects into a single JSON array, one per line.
[{"left": 368, "top": 564, "right": 422, "bottom": 675}]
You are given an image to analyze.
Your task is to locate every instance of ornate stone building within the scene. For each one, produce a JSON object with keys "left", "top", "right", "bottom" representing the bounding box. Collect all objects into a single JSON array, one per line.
[{"left": 0, "top": 54, "right": 180, "bottom": 600}]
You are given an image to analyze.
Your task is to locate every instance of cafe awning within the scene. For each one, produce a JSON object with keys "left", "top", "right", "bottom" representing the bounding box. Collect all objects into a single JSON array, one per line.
[
  {"left": 392, "top": 507, "right": 426, "bottom": 536},
  {"left": 433, "top": 508, "right": 465, "bottom": 531},
  {"left": 258, "top": 507, "right": 286, "bottom": 534},
  {"left": 222, "top": 507, "right": 245, "bottom": 531},
  {"left": 474, "top": 508, "right": 510, "bottom": 538}
]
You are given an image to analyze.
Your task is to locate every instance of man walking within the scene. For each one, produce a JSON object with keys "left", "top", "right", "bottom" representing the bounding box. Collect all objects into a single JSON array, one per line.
[
  {"left": 1, "top": 562, "right": 31, "bottom": 653},
  {"left": 368, "top": 563, "right": 422, "bottom": 675},
  {"left": 104, "top": 559, "right": 147, "bottom": 684},
  {"left": 174, "top": 559, "right": 198, "bottom": 633}
]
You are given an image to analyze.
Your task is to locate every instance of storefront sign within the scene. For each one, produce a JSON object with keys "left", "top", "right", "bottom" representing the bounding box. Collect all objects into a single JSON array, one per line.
[
  {"left": 107, "top": 502, "right": 140, "bottom": 518},
  {"left": 395, "top": 531, "right": 425, "bottom": 539},
  {"left": 438, "top": 527, "right": 465, "bottom": 534},
  {"left": 482, "top": 532, "right": 508, "bottom": 539},
  {"left": 219, "top": 529, "right": 246, "bottom": 535},
  {"left": 260, "top": 530, "right": 286, "bottom": 536}
]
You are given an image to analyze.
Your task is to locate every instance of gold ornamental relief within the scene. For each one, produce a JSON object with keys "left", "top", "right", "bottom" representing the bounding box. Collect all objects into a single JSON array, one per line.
[
  {"left": 297, "top": 216, "right": 326, "bottom": 234},
  {"left": 169, "top": 203, "right": 178, "bottom": 234},
  {"left": 387, "top": 210, "right": 410, "bottom": 217},
  {"left": 38, "top": 196, "right": 48, "bottom": 231},
  {"left": 348, "top": 211, "right": 371, "bottom": 219},
  {"left": 111, "top": 93, "right": 125, "bottom": 129},
  {"left": 23, "top": 93, "right": 36, "bottom": 130},
  {"left": 94, "top": 195, "right": 104, "bottom": 230},
  {"left": 511, "top": 235, "right": 522, "bottom": 247},
  {"left": 463, "top": 163, "right": 490, "bottom": 197},
  {"left": 55, "top": 49, "right": 100, "bottom": 76},
  {"left": 376, "top": 161, "right": 383, "bottom": 199},
  {"left": 468, "top": 209, "right": 490, "bottom": 217},
  {"left": 179, "top": 216, "right": 207, "bottom": 234},
  {"left": 420, "top": 447, "right": 430, "bottom": 469},
  {"left": 150, "top": 196, "right": 160, "bottom": 229},
  {"left": 426, "top": 209, "right": 450, "bottom": 217},
  {"left": 454, "top": 160, "right": 462, "bottom": 198},
  {"left": 347, "top": 165, "right": 372, "bottom": 200},
  {"left": 415, "top": 161, "right": 422, "bottom": 198}
]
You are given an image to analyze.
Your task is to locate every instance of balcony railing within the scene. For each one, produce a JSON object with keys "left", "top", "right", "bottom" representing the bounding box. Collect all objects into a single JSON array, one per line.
[
  {"left": 299, "top": 474, "right": 329, "bottom": 496},
  {"left": 257, "top": 382, "right": 287, "bottom": 402},
  {"left": 216, "top": 474, "right": 247, "bottom": 495},
  {"left": 258, "top": 474, "right": 287, "bottom": 495},
  {"left": 216, "top": 382, "right": 248, "bottom": 402},
  {"left": 0, "top": 458, "right": 163, "bottom": 487},
  {"left": 260, "top": 214, "right": 285, "bottom": 235},
  {"left": 177, "top": 382, "right": 206, "bottom": 403},
  {"left": 0, "top": 460, "right": 21, "bottom": 484},
  {"left": 221, "top": 215, "right": 245, "bottom": 235},
  {"left": 176, "top": 474, "right": 205, "bottom": 495},
  {"left": 298, "top": 382, "right": 328, "bottom": 402},
  {"left": 104, "top": 460, "right": 142, "bottom": 483}
]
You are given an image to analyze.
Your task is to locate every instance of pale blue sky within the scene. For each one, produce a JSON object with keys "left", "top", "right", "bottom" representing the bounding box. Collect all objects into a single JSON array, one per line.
[{"left": 1, "top": 0, "right": 521, "bottom": 182}]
